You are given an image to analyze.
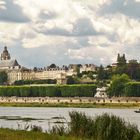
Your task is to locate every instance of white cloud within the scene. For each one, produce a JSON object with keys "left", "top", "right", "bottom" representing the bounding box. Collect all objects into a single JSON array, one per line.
[{"left": 0, "top": 0, "right": 139, "bottom": 67}]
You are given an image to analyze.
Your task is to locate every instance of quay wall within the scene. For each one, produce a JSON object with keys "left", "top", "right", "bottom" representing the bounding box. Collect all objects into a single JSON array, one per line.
[{"left": 0, "top": 97, "right": 140, "bottom": 104}]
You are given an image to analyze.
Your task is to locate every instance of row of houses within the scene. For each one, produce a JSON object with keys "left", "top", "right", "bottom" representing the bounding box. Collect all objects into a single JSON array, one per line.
[{"left": 0, "top": 46, "right": 97, "bottom": 84}]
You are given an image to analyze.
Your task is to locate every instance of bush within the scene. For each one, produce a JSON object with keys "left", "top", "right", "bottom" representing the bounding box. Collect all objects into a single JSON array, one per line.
[
  {"left": 0, "top": 84, "right": 96, "bottom": 97},
  {"left": 108, "top": 74, "right": 130, "bottom": 97},
  {"left": 68, "top": 111, "right": 140, "bottom": 140},
  {"left": 125, "top": 82, "right": 140, "bottom": 97},
  {"left": 60, "top": 84, "right": 96, "bottom": 97},
  {"left": 14, "top": 79, "right": 56, "bottom": 85}
]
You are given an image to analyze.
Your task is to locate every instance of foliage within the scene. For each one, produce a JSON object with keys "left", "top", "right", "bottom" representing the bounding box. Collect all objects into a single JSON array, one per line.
[
  {"left": 97, "top": 65, "right": 110, "bottom": 80},
  {"left": 108, "top": 74, "right": 130, "bottom": 97},
  {"left": 14, "top": 79, "right": 56, "bottom": 85},
  {"left": 0, "top": 71, "right": 8, "bottom": 85},
  {"left": 66, "top": 76, "right": 76, "bottom": 84},
  {"left": 125, "top": 82, "right": 140, "bottom": 97},
  {"left": 60, "top": 84, "right": 96, "bottom": 97},
  {"left": 53, "top": 111, "right": 140, "bottom": 140},
  {"left": 0, "top": 128, "right": 79, "bottom": 140},
  {"left": 126, "top": 60, "right": 140, "bottom": 80},
  {"left": 0, "top": 84, "right": 96, "bottom": 97}
]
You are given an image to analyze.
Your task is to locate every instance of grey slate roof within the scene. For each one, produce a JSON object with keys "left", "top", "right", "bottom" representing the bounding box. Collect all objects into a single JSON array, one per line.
[{"left": 0, "top": 59, "right": 19, "bottom": 68}]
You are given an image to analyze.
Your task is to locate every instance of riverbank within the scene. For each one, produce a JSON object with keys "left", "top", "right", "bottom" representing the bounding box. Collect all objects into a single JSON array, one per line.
[
  {"left": 0, "top": 97, "right": 140, "bottom": 108},
  {"left": 0, "top": 128, "right": 79, "bottom": 140},
  {"left": 0, "top": 102, "right": 140, "bottom": 108}
]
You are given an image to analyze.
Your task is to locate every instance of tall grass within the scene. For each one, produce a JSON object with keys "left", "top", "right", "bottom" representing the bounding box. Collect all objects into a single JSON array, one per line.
[{"left": 52, "top": 111, "right": 140, "bottom": 140}]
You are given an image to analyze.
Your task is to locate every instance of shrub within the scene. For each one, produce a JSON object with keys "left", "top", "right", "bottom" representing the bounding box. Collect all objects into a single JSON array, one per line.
[
  {"left": 14, "top": 79, "right": 56, "bottom": 85},
  {"left": 108, "top": 74, "right": 130, "bottom": 97},
  {"left": 60, "top": 84, "right": 96, "bottom": 97},
  {"left": 0, "top": 84, "right": 96, "bottom": 97},
  {"left": 125, "top": 82, "right": 140, "bottom": 97},
  {"left": 68, "top": 111, "right": 139, "bottom": 140}
]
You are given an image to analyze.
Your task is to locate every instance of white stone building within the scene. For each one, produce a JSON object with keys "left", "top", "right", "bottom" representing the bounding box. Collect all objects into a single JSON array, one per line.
[
  {"left": 0, "top": 47, "right": 97, "bottom": 84},
  {"left": 80, "top": 64, "right": 97, "bottom": 73}
]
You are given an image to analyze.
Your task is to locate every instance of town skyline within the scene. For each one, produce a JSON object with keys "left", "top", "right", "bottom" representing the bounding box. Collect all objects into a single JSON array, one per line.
[{"left": 0, "top": 0, "right": 140, "bottom": 67}]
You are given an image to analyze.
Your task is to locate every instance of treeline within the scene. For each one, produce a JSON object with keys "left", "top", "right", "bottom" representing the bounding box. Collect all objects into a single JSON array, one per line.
[
  {"left": 97, "top": 54, "right": 140, "bottom": 81},
  {"left": 108, "top": 74, "right": 140, "bottom": 97},
  {"left": 125, "top": 82, "right": 140, "bottom": 97},
  {"left": 0, "top": 84, "right": 96, "bottom": 97},
  {"left": 14, "top": 79, "right": 56, "bottom": 85}
]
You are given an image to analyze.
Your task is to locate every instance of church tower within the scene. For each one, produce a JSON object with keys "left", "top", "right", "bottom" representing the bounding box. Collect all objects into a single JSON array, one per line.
[{"left": 1, "top": 46, "right": 11, "bottom": 60}]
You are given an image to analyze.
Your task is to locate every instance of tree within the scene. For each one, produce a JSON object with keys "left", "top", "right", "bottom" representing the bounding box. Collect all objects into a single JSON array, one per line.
[
  {"left": 127, "top": 60, "right": 140, "bottom": 80},
  {"left": 67, "top": 76, "right": 76, "bottom": 84},
  {"left": 49, "top": 64, "right": 56, "bottom": 68},
  {"left": 0, "top": 71, "right": 8, "bottom": 85},
  {"left": 108, "top": 74, "right": 130, "bottom": 97},
  {"left": 97, "top": 65, "right": 109, "bottom": 80},
  {"left": 97, "top": 65, "right": 104, "bottom": 80}
]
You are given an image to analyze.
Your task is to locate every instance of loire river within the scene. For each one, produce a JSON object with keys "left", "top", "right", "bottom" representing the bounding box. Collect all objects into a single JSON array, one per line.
[{"left": 0, "top": 107, "right": 139, "bottom": 131}]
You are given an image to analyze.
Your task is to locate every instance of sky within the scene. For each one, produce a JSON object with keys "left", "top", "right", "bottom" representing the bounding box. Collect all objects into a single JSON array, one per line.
[{"left": 0, "top": 0, "right": 140, "bottom": 68}]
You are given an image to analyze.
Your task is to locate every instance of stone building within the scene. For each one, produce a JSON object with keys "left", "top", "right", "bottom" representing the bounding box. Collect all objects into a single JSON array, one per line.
[
  {"left": 0, "top": 47, "right": 34, "bottom": 83},
  {"left": 0, "top": 47, "right": 68, "bottom": 84},
  {"left": 80, "top": 64, "right": 97, "bottom": 73},
  {"left": 0, "top": 47, "right": 97, "bottom": 84}
]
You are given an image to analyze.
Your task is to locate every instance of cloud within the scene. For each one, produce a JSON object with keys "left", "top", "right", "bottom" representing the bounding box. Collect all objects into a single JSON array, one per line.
[
  {"left": 0, "top": 0, "right": 29, "bottom": 23},
  {"left": 100, "top": 0, "right": 140, "bottom": 20},
  {"left": 34, "top": 18, "right": 101, "bottom": 36},
  {"left": 0, "top": 0, "right": 140, "bottom": 67}
]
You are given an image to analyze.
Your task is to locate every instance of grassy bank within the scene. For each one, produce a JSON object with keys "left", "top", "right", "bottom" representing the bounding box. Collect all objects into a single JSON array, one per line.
[
  {"left": 0, "top": 102, "right": 140, "bottom": 108},
  {"left": 0, "top": 128, "right": 80, "bottom": 140}
]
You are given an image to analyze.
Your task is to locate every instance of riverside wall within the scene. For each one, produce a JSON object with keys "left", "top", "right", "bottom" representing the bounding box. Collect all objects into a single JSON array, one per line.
[{"left": 0, "top": 97, "right": 140, "bottom": 104}]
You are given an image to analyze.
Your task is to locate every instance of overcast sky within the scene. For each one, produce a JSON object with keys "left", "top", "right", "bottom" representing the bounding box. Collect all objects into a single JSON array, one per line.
[{"left": 0, "top": 0, "right": 140, "bottom": 68}]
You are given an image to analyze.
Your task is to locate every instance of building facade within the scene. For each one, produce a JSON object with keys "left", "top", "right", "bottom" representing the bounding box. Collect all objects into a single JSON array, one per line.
[{"left": 0, "top": 47, "right": 97, "bottom": 84}]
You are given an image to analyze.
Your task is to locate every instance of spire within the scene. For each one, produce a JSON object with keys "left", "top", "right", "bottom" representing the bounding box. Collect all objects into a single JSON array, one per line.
[
  {"left": 1, "top": 46, "right": 11, "bottom": 60},
  {"left": 117, "top": 53, "right": 120, "bottom": 62}
]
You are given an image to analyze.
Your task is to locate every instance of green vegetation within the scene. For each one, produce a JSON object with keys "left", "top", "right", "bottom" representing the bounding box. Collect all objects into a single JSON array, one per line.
[
  {"left": 0, "top": 128, "right": 80, "bottom": 140},
  {"left": 108, "top": 74, "right": 130, "bottom": 97},
  {"left": 0, "top": 84, "right": 96, "bottom": 97},
  {"left": 0, "top": 71, "right": 7, "bottom": 85},
  {"left": 125, "top": 82, "right": 140, "bottom": 97},
  {"left": 0, "top": 102, "right": 139, "bottom": 108},
  {"left": 69, "top": 112, "right": 140, "bottom": 140},
  {"left": 50, "top": 111, "right": 140, "bottom": 140},
  {"left": 14, "top": 79, "right": 56, "bottom": 85}
]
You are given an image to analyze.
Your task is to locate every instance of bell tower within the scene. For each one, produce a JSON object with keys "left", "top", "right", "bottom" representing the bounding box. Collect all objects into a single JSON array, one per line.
[{"left": 1, "top": 46, "right": 11, "bottom": 60}]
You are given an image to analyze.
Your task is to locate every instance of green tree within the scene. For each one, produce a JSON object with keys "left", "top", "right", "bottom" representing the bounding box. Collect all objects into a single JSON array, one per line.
[
  {"left": 97, "top": 65, "right": 104, "bottom": 80},
  {"left": 97, "top": 65, "right": 109, "bottom": 80},
  {"left": 0, "top": 71, "right": 8, "bottom": 85},
  {"left": 108, "top": 74, "right": 130, "bottom": 97},
  {"left": 127, "top": 60, "right": 140, "bottom": 80},
  {"left": 67, "top": 76, "right": 76, "bottom": 84}
]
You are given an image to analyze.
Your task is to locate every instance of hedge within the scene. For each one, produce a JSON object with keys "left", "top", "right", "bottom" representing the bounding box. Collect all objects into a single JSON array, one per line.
[
  {"left": 14, "top": 79, "right": 56, "bottom": 85},
  {"left": 0, "top": 84, "right": 97, "bottom": 97},
  {"left": 125, "top": 82, "right": 140, "bottom": 97}
]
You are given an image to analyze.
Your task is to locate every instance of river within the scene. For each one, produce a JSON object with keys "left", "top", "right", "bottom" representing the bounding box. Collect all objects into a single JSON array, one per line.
[{"left": 0, "top": 107, "right": 139, "bottom": 131}]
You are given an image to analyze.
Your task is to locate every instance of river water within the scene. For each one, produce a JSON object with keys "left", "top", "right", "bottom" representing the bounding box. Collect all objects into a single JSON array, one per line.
[{"left": 0, "top": 107, "right": 139, "bottom": 131}]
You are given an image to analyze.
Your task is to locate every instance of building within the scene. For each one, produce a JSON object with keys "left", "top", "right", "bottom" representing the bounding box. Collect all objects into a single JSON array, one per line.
[
  {"left": 0, "top": 47, "right": 98, "bottom": 84},
  {"left": 80, "top": 64, "right": 97, "bottom": 73},
  {"left": 0, "top": 47, "right": 68, "bottom": 84}
]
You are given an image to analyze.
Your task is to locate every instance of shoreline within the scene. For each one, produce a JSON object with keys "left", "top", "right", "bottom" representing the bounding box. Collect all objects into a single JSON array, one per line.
[
  {"left": 0, "top": 97, "right": 140, "bottom": 108},
  {"left": 0, "top": 102, "right": 139, "bottom": 108}
]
